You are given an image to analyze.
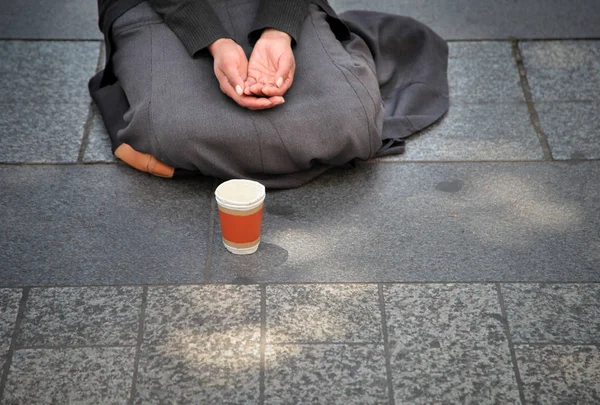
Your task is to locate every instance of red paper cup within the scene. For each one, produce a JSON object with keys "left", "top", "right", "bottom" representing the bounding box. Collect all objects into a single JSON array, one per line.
[{"left": 215, "top": 180, "right": 266, "bottom": 255}]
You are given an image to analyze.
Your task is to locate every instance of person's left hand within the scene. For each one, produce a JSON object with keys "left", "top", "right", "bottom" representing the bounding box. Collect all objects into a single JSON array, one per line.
[{"left": 245, "top": 29, "right": 295, "bottom": 98}]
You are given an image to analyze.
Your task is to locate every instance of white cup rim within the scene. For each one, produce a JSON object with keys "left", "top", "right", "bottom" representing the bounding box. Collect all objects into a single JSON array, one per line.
[{"left": 215, "top": 179, "right": 266, "bottom": 211}]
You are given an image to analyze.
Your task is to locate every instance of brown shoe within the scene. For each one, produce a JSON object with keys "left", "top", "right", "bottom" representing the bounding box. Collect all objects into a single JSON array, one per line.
[{"left": 114, "top": 143, "right": 175, "bottom": 178}]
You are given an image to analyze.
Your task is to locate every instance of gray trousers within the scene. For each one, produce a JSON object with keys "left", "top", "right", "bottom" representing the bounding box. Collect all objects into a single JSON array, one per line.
[{"left": 111, "top": 0, "right": 384, "bottom": 188}]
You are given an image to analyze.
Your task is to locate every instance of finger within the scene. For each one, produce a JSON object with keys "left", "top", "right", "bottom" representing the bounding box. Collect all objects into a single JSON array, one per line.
[
  {"left": 260, "top": 82, "right": 288, "bottom": 97},
  {"left": 221, "top": 63, "right": 247, "bottom": 96},
  {"left": 260, "top": 64, "right": 294, "bottom": 97},
  {"left": 217, "top": 70, "right": 278, "bottom": 109},
  {"left": 224, "top": 84, "right": 272, "bottom": 110},
  {"left": 241, "top": 95, "right": 284, "bottom": 110},
  {"left": 268, "top": 96, "right": 285, "bottom": 106},
  {"left": 215, "top": 72, "right": 237, "bottom": 99},
  {"left": 275, "top": 53, "right": 295, "bottom": 93},
  {"left": 215, "top": 69, "right": 242, "bottom": 101},
  {"left": 243, "top": 77, "right": 257, "bottom": 95},
  {"left": 247, "top": 82, "right": 269, "bottom": 97}
]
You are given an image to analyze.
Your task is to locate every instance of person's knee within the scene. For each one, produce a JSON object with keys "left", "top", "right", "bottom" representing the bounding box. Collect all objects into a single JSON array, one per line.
[{"left": 148, "top": 104, "right": 262, "bottom": 174}]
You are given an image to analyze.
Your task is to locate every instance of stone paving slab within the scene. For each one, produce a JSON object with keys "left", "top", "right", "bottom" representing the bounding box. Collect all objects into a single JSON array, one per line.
[
  {"left": 136, "top": 342, "right": 261, "bottom": 405},
  {"left": 266, "top": 284, "right": 382, "bottom": 343},
  {"left": 83, "top": 44, "right": 116, "bottom": 163},
  {"left": 520, "top": 41, "right": 600, "bottom": 160},
  {"left": 0, "top": 102, "right": 91, "bottom": 163},
  {"left": 0, "top": 165, "right": 213, "bottom": 287},
  {"left": 143, "top": 285, "right": 261, "bottom": 345},
  {"left": 447, "top": 42, "right": 523, "bottom": 103},
  {"left": 384, "top": 284, "right": 520, "bottom": 404},
  {"left": 0, "top": 41, "right": 99, "bottom": 163},
  {"left": 18, "top": 287, "right": 141, "bottom": 347},
  {"left": 502, "top": 284, "right": 600, "bottom": 344},
  {"left": 137, "top": 286, "right": 261, "bottom": 404},
  {"left": 2, "top": 347, "right": 135, "bottom": 405},
  {"left": 536, "top": 101, "right": 600, "bottom": 160},
  {"left": 84, "top": 107, "right": 116, "bottom": 163},
  {"left": 0, "top": 41, "right": 99, "bottom": 104},
  {"left": 0, "top": 0, "right": 102, "bottom": 40},
  {"left": 381, "top": 103, "right": 543, "bottom": 162},
  {"left": 211, "top": 161, "right": 600, "bottom": 283},
  {"left": 0, "top": 290, "right": 21, "bottom": 371},
  {"left": 264, "top": 344, "right": 389, "bottom": 405},
  {"left": 332, "top": 0, "right": 600, "bottom": 40},
  {"left": 536, "top": 102, "right": 600, "bottom": 160},
  {"left": 516, "top": 344, "right": 600, "bottom": 404},
  {"left": 1, "top": 283, "right": 599, "bottom": 403},
  {"left": 521, "top": 41, "right": 600, "bottom": 102}
]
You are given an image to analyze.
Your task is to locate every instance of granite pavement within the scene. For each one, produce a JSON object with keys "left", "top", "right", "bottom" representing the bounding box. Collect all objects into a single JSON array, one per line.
[{"left": 1, "top": 0, "right": 599, "bottom": 403}]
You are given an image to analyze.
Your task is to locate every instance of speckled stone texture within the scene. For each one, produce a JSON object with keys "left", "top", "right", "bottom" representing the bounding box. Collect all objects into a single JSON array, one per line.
[
  {"left": 266, "top": 284, "right": 381, "bottom": 343},
  {"left": 18, "top": 287, "right": 141, "bottom": 347},
  {"left": 535, "top": 102, "right": 600, "bottom": 160},
  {"left": 330, "top": 0, "right": 600, "bottom": 40},
  {"left": 0, "top": 41, "right": 99, "bottom": 162},
  {"left": 2, "top": 347, "right": 135, "bottom": 405},
  {"left": 502, "top": 284, "right": 600, "bottom": 344},
  {"left": 520, "top": 41, "right": 600, "bottom": 161},
  {"left": 84, "top": 106, "right": 117, "bottom": 163},
  {"left": 264, "top": 344, "right": 388, "bottom": 405},
  {"left": 85, "top": 49, "right": 112, "bottom": 164},
  {"left": 448, "top": 42, "right": 524, "bottom": 103},
  {"left": 0, "top": 165, "right": 213, "bottom": 286},
  {"left": 135, "top": 285, "right": 261, "bottom": 404},
  {"left": 0, "top": 0, "right": 102, "bottom": 40},
  {"left": 0, "top": 102, "right": 91, "bottom": 163},
  {"left": 517, "top": 344, "right": 600, "bottom": 404},
  {"left": 521, "top": 41, "right": 600, "bottom": 102},
  {"left": 384, "top": 284, "right": 520, "bottom": 404},
  {"left": 210, "top": 162, "right": 600, "bottom": 283},
  {"left": 382, "top": 103, "right": 542, "bottom": 161},
  {"left": 0, "top": 289, "right": 21, "bottom": 368},
  {"left": 0, "top": 41, "right": 98, "bottom": 104}
]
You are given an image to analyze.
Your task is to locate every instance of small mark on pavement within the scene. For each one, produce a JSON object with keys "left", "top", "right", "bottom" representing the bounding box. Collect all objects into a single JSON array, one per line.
[
  {"left": 567, "top": 151, "right": 586, "bottom": 165},
  {"left": 436, "top": 180, "right": 465, "bottom": 193}
]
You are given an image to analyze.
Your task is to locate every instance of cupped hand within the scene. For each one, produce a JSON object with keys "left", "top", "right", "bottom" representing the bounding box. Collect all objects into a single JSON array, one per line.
[
  {"left": 208, "top": 38, "right": 284, "bottom": 110},
  {"left": 244, "top": 29, "right": 295, "bottom": 97}
]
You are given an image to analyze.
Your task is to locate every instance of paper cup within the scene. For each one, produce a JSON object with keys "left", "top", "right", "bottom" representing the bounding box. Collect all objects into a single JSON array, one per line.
[{"left": 215, "top": 179, "right": 266, "bottom": 255}]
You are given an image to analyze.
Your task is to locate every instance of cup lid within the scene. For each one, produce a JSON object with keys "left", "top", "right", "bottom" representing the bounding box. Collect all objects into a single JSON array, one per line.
[{"left": 215, "top": 179, "right": 265, "bottom": 208}]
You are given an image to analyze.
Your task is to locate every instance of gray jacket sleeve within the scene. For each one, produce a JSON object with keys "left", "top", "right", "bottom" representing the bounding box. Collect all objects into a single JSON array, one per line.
[
  {"left": 147, "top": 0, "right": 232, "bottom": 56},
  {"left": 249, "top": 0, "right": 310, "bottom": 45},
  {"left": 148, "top": 0, "right": 311, "bottom": 56}
]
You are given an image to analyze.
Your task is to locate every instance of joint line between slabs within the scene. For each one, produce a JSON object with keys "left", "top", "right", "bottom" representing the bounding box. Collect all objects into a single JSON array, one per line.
[
  {"left": 14, "top": 344, "right": 137, "bottom": 350},
  {"left": 203, "top": 179, "right": 219, "bottom": 284},
  {"left": 0, "top": 288, "right": 30, "bottom": 402},
  {"left": 512, "top": 40, "right": 554, "bottom": 160},
  {"left": 512, "top": 341, "right": 600, "bottom": 347},
  {"left": 127, "top": 286, "right": 148, "bottom": 405},
  {"left": 0, "top": 161, "right": 118, "bottom": 167},
  {"left": 495, "top": 283, "right": 527, "bottom": 405},
  {"left": 259, "top": 285, "right": 267, "bottom": 405},
  {"left": 76, "top": 42, "right": 104, "bottom": 164},
  {"left": 378, "top": 284, "right": 396, "bottom": 405},
  {"left": 268, "top": 341, "right": 382, "bottom": 346},
  {"left": 3, "top": 281, "right": 600, "bottom": 290},
  {"left": 0, "top": 38, "right": 103, "bottom": 42}
]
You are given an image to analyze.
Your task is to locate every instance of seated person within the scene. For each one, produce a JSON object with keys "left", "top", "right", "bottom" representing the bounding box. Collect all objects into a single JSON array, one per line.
[{"left": 90, "top": 0, "right": 449, "bottom": 188}]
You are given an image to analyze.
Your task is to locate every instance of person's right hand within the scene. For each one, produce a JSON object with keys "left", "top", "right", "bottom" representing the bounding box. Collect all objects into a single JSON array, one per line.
[{"left": 208, "top": 38, "right": 285, "bottom": 110}]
